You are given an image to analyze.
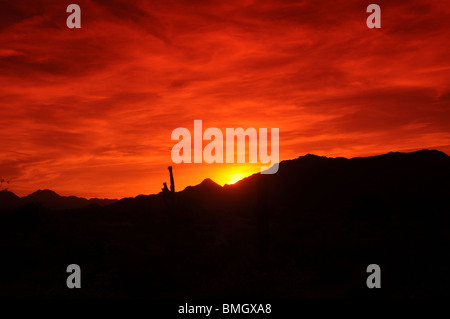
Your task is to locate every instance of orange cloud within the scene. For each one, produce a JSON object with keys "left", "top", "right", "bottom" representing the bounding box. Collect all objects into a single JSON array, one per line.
[{"left": 1, "top": 0, "right": 449, "bottom": 198}]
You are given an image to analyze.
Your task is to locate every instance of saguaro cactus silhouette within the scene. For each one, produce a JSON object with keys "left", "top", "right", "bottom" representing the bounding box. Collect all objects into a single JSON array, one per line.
[
  {"left": 168, "top": 166, "right": 175, "bottom": 193},
  {"left": 162, "top": 166, "right": 177, "bottom": 214},
  {"left": 162, "top": 166, "right": 180, "bottom": 255}
]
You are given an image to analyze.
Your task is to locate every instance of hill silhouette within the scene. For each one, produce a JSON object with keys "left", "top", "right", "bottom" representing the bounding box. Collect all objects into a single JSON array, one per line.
[
  {"left": 1, "top": 149, "right": 450, "bottom": 298},
  {"left": 0, "top": 189, "right": 117, "bottom": 211}
]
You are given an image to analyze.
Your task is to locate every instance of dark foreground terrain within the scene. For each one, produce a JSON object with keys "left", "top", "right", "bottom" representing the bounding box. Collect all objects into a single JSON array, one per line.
[{"left": 1, "top": 150, "right": 450, "bottom": 298}]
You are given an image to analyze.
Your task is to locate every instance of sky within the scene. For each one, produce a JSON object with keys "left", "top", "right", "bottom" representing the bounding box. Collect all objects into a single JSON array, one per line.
[{"left": 1, "top": 0, "right": 450, "bottom": 199}]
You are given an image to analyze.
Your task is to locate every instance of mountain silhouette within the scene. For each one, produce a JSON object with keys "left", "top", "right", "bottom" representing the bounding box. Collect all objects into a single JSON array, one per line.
[
  {"left": 1, "top": 149, "right": 450, "bottom": 298},
  {"left": 0, "top": 189, "right": 117, "bottom": 211},
  {"left": 0, "top": 190, "right": 21, "bottom": 211}
]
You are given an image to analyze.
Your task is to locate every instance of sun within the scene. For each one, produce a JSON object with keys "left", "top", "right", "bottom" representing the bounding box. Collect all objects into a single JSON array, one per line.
[
  {"left": 211, "top": 164, "right": 260, "bottom": 187},
  {"left": 227, "top": 173, "right": 247, "bottom": 185}
]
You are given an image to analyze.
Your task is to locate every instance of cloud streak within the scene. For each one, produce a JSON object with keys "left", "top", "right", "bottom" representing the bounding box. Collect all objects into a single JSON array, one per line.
[{"left": 1, "top": 0, "right": 449, "bottom": 198}]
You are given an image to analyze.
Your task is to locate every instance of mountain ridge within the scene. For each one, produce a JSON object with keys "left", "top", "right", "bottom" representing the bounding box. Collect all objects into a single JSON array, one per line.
[
  {"left": 0, "top": 188, "right": 118, "bottom": 211},
  {"left": 1, "top": 149, "right": 448, "bottom": 212},
  {"left": 2, "top": 148, "right": 450, "bottom": 298}
]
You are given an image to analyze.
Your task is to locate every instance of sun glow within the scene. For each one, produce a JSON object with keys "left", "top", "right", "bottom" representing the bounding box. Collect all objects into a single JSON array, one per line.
[
  {"left": 211, "top": 164, "right": 260, "bottom": 186},
  {"left": 227, "top": 173, "right": 247, "bottom": 185}
]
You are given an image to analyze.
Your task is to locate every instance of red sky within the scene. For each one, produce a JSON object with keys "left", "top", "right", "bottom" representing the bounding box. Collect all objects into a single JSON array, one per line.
[{"left": 1, "top": 0, "right": 450, "bottom": 199}]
